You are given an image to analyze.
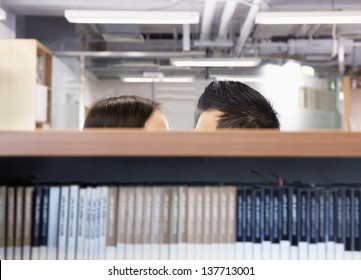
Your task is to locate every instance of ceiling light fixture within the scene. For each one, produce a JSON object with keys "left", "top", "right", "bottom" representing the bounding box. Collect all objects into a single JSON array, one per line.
[
  {"left": 121, "top": 76, "right": 194, "bottom": 83},
  {"left": 170, "top": 58, "right": 261, "bottom": 67},
  {"left": 64, "top": 10, "right": 200, "bottom": 24},
  {"left": 255, "top": 11, "right": 361, "bottom": 25},
  {"left": 0, "top": 8, "right": 6, "bottom": 20}
]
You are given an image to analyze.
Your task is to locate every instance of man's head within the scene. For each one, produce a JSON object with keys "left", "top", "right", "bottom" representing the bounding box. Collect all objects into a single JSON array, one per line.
[{"left": 195, "top": 80, "right": 280, "bottom": 130}]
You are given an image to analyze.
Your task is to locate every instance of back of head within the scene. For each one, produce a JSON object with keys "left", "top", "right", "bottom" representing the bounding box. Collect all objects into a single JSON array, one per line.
[
  {"left": 197, "top": 80, "right": 280, "bottom": 128},
  {"left": 84, "top": 95, "right": 159, "bottom": 128}
]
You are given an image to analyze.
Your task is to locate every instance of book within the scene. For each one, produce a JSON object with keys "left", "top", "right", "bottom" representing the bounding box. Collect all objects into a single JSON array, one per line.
[
  {"left": 57, "top": 186, "right": 69, "bottom": 260},
  {"left": 150, "top": 187, "right": 161, "bottom": 259},
  {"left": 47, "top": 187, "right": 60, "bottom": 260},
  {"left": 289, "top": 187, "right": 298, "bottom": 259},
  {"left": 354, "top": 189, "right": 361, "bottom": 259},
  {"left": 326, "top": 189, "right": 335, "bottom": 259},
  {"left": 39, "top": 187, "right": 49, "bottom": 260},
  {"left": 210, "top": 187, "right": 219, "bottom": 259},
  {"left": 142, "top": 187, "right": 152, "bottom": 260},
  {"left": 177, "top": 186, "right": 187, "bottom": 260},
  {"left": 194, "top": 187, "right": 203, "bottom": 260},
  {"left": 106, "top": 186, "right": 118, "bottom": 260},
  {"left": 318, "top": 188, "right": 326, "bottom": 260},
  {"left": 263, "top": 187, "right": 272, "bottom": 260},
  {"left": 280, "top": 187, "right": 290, "bottom": 260},
  {"left": 245, "top": 188, "right": 253, "bottom": 259},
  {"left": 227, "top": 186, "right": 236, "bottom": 260},
  {"left": 253, "top": 188, "right": 263, "bottom": 260},
  {"left": 298, "top": 188, "right": 308, "bottom": 260},
  {"left": 236, "top": 188, "right": 244, "bottom": 260},
  {"left": 116, "top": 187, "right": 127, "bottom": 260},
  {"left": 125, "top": 187, "right": 135, "bottom": 260},
  {"left": 169, "top": 186, "right": 179, "bottom": 260},
  {"left": 160, "top": 187, "right": 171, "bottom": 260},
  {"left": 22, "top": 187, "right": 33, "bottom": 260},
  {"left": 344, "top": 189, "right": 353, "bottom": 259},
  {"left": 84, "top": 186, "right": 92, "bottom": 259},
  {"left": 0, "top": 186, "right": 6, "bottom": 259},
  {"left": 309, "top": 189, "right": 318, "bottom": 259},
  {"left": 76, "top": 188, "right": 86, "bottom": 260},
  {"left": 98, "top": 186, "right": 108, "bottom": 260},
  {"left": 66, "top": 185, "right": 79, "bottom": 260},
  {"left": 202, "top": 186, "right": 212, "bottom": 260},
  {"left": 31, "top": 187, "right": 42, "bottom": 260},
  {"left": 186, "top": 187, "right": 196, "bottom": 260},
  {"left": 133, "top": 187, "right": 144, "bottom": 260},
  {"left": 335, "top": 189, "right": 345, "bottom": 259},
  {"left": 219, "top": 187, "right": 228, "bottom": 260},
  {"left": 14, "top": 187, "right": 24, "bottom": 260}
]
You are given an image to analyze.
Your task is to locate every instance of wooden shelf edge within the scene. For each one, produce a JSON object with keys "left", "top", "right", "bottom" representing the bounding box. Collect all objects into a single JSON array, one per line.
[{"left": 1, "top": 130, "right": 361, "bottom": 157}]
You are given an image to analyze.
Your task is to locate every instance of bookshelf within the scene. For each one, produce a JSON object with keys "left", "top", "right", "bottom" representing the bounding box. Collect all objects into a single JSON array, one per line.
[
  {"left": 0, "top": 39, "right": 52, "bottom": 130},
  {"left": 0, "top": 130, "right": 361, "bottom": 185}
]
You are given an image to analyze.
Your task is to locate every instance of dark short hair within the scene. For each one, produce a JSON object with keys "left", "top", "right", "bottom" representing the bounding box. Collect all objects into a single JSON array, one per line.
[
  {"left": 197, "top": 80, "right": 280, "bottom": 128},
  {"left": 84, "top": 95, "right": 160, "bottom": 128}
]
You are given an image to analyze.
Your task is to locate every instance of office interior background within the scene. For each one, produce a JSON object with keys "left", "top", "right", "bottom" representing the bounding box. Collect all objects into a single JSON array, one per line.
[{"left": 1, "top": 0, "right": 361, "bottom": 130}]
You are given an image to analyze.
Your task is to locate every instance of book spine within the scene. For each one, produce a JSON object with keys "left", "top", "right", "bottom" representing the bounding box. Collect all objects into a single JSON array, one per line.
[
  {"left": 169, "top": 186, "right": 179, "bottom": 260},
  {"left": 125, "top": 187, "right": 135, "bottom": 260},
  {"left": 219, "top": 187, "right": 227, "bottom": 260},
  {"left": 133, "top": 187, "right": 144, "bottom": 260},
  {"left": 98, "top": 186, "right": 108, "bottom": 260},
  {"left": 88, "top": 188, "right": 96, "bottom": 259},
  {"left": 178, "top": 186, "right": 187, "bottom": 260},
  {"left": 39, "top": 187, "right": 49, "bottom": 260},
  {"left": 47, "top": 187, "right": 60, "bottom": 260},
  {"left": 194, "top": 187, "right": 203, "bottom": 260},
  {"left": 186, "top": 187, "right": 195, "bottom": 260},
  {"left": 116, "top": 187, "right": 127, "bottom": 260},
  {"left": 227, "top": 187, "right": 236, "bottom": 260},
  {"left": 75, "top": 188, "right": 86, "bottom": 259},
  {"left": 345, "top": 189, "right": 353, "bottom": 259},
  {"left": 355, "top": 189, "right": 361, "bottom": 260},
  {"left": 271, "top": 188, "right": 280, "bottom": 260},
  {"left": 14, "top": 187, "right": 24, "bottom": 260},
  {"left": 57, "top": 186, "right": 69, "bottom": 260},
  {"left": 93, "top": 187, "right": 101, "bottom": 260},
  {"left": 83, "top": 187, "right": 92, "bottom": 260},
  {"left": 253, "top": 188, "right": 262, "bottom": 260},
  {"left": 298, "top": 189, "right": 308, "bottom": 260},
  {"left": 203, "top": 187, "right": 211, "bottom": 260},
  {"left": 335, "top": 189, "right": 345, "bottom": 259},
  {"left": 106, "top": 186, "right": 118, "bottom": 260},
  {"left": 326, "top": 189, "right": 335, "bottom": 259},
  {"left": 263, "top": 188, "right": 272, "bottom": 260},
  {"left": 66, "top": 185, "right": 79, "bottom": 260},
  {"left": 280, "top": 187, "right": 289, "bottom": 260},
  {"left": 0, "top": 186, "right": 6, "bottom": 260},
  {"left": 160, "top": 187, "right": 171, "bottom": 260},
  {"left": 31, "top": 187, "right": 42, "bottom": 260},
  {"left": 151, "top": 187, "right": 161, "bottom": 260},
  {"left": 309, "top": 189, "right": 318, "bottom": 259},
  {"left": 142, "top": 187, "right": 152, "bottom": 260},
  {"left": 289, "top": 187, "right": 298, "bottom": 260},
  {"left": 22, "top": 187, "right": 33, "bottom": 260},
  {"left": 318, "top": 188, "right": 326, "bottom": 260}
]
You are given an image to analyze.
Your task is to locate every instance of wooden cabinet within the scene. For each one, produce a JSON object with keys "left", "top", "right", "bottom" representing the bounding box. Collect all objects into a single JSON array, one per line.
[{"left": 0, "top": 39, "right": 52, "bottom": 130}]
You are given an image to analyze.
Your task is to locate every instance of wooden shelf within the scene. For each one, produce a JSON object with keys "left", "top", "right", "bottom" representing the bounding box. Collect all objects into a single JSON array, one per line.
[{"left": 1, "top": 130, "right": 361, "bottom": 157}]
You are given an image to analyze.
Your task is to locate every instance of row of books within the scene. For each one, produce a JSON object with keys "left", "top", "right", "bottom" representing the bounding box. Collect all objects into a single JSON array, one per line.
[{"left": 0, "top": 185, "right": 360, "bottom": 260}]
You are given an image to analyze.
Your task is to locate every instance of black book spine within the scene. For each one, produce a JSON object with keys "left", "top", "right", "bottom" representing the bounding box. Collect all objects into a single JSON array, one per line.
[
  {"left": 31, "top": 187, "right": 42, "bottom": 247},
  {"left": 345, "top": 189, "right": 352, "bottom": 253},
  {"left": 236, "top": 188, "right": 244, "bottom": 243},
  {"left": 264, "top": 188, "right": 272, "bottom": 243},
  {"left": 245, "top": 188, "right": 253, "bottom": 243},
  {"left": 310, "top": 190, "right": 318, "bottom": 245},
  {"left": 318, "top": 188, "right": 326, "bottom": 244},
  {"left": 299, "top": 189, "right": 308, "bottom": 243},
  {"left": 40, "top": 187, "right": 49, "bottom": 247},
  {"left": 253, "top": 189, "right": 262, "bottom": 245},
  {"left": 327, "top": 189, "right": 335, "bottom": 243},
  {"left": 355, "top": 189, "right": 361, "bottom": 253},
  {"left": 281, "top": 188, "right": 289, "bottom": 242},
  {"left": 335, "top": 189, "right": 345, "bottom": 246},
  {"left": 272, "top": 188, "right": 280, "bottom": 244},
  {"left": 290, "top": 187, "right": 298, "bottom": 247}
]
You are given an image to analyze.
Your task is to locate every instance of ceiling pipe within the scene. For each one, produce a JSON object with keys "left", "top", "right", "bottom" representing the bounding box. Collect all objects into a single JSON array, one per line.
[
  {"left": 233, "top": 0, "right": 262, "bottom": 57},
  {"left": 217, "top": 0, "right": 238, "bottom": 40},
  {"left": 200, "top": 0, "right": 217, "bottom": 41}
]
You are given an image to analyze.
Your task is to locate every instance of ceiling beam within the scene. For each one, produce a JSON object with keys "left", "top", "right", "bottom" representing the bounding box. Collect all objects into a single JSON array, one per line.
[
  {"left": 217, "top": 0, "right": 238, "bottom": 40},
  {"left": 200, "top": 0, "right": 217, "bottom": 41}
]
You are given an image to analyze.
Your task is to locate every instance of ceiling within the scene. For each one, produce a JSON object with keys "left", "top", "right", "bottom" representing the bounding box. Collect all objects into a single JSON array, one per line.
[{"left": 3, "top": 0, "right": 361, "bottom": 79}]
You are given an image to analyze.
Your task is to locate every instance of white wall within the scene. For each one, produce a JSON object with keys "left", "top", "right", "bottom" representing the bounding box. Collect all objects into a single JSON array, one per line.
[{"left": 0, "top": 7, "right": 15, "bottom": 38}]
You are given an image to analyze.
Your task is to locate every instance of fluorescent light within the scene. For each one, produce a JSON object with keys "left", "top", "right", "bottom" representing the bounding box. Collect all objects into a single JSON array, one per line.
[
  {"left": 121, "top": 76, "right": 194, "bottom": 83},
  {"left": 65, "top": 10, "right": 200, "bottom": 24},
  {"left": 211, "top": 75, "right": 264, "bottom": 83},
  {"left": 256, "top": 11, "right": 361, "bottom": 25},
  {"left": 170, "top": 58, "right": 261, "bottom": 67},
  {"left": 0, "top": 8, "right": 6, "bottom": 20}
]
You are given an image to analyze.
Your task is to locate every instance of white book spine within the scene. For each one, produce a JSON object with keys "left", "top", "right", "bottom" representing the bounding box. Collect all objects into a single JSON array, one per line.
[
  {"left": 142, "top": 244, "right": 152, "bottom": 260},
  {"left": 169, "top": 244, "right": 178, "bottom": 260},
  {"left": 39, "top": 247, "right": 47, "bottom": 260},
  {"left": 93, "top": 187, "right": 101, "bottom": 260},
  {"left": 308, "top": 244, "right": 317, "bottom": 260},
  {"left": 116, "top": 188, "right": 127, "bottom": 260},
  {"left": 160, "top": 244, "right": 169, "bottom": 260},
  {"left": 31, "top": 248, "right": 39, "bottom": 260},
  {"left": 57, "top": 186, "right": 69, "bottom": 260},
  {"left": 89, "top": 188, "right": 97, "bottom": 260},
  {"left": 262, "top": 241, "right": 271, "bottom": 260},
  {"left": 244, "top": 242, "right": 253, "bottom": 260},
  {"left": 134, "top": 244, "right": 142, "bottom": 260},
  {"left": 219, "top": 243, "right": 227, "bottom": 260},
  {"left": 150, "top": 188, "right": 161, "bottom": 260},
  {"left": 317, "top": 243, "right": 326, "bottom": 260},
  {"left": 99, "top": 187, "right": 108, "bottom": 260},
  {"left": 116, "top": 244, "right": 126, "bottom": 260},
  {"left": 22, "top": 247, "right": 31, "bottom": 260},
  {"left": 66, "top": 185, "right": 79, "bottom": 260},
  {"left": 106, "top": 247, "right": 116, "bottom": 260},
  {"left": 335, "top": 244, "right": 345, "bottom": 260},
  {"left": 211, "top": 243, "right": 219, "bottom": 260},
  {"left": 280, "top": 240, "right": 290, "bottom": 260},
  {"left": 253, "top": 243, "right": 262, "bottom": 260},
  {"left": 326, "top": 241, "right": 335, "bottom": 259},
  {"left": 75, "top": 188, "right": 86, "bottom": 260},
  {"left": 14, "top": 248, "right": 22, "bottom": 260},
  {"left": 290, "top": 246, "right": 298, "bottom": 260},
  {"left": 47, "top": 187, "right": 60, "bottom": 260},
  {"left": 271, "top": 244, "right": 280, "bottom": 260},
  {"left": 235, "top": 242, "right": 244, "bottom": 260},
  {"left": 298, "top": 242, "right": 308, "bottom": 260},
  {"left": 227, "top": 243, "right": 235, "bottom": 260}
]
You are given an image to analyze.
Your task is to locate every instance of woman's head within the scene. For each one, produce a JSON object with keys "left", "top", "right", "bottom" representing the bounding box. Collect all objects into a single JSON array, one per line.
[{"left": 84, "top": 95, "right": 169, "bottom": 130}]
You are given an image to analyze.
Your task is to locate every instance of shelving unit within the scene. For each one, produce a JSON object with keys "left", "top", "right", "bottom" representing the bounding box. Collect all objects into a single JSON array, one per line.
[
  {"left": 0, "top": 39, "right": 52, "bottom": 130},
  {"left": 0, "top": 130, "right": 361, "bottom": 185}
]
